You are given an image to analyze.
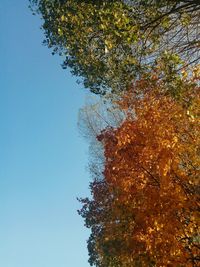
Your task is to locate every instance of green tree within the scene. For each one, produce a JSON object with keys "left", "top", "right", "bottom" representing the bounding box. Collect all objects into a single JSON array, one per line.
[{"left": 30, "top": 0, "right": 200, "bottom": 95}]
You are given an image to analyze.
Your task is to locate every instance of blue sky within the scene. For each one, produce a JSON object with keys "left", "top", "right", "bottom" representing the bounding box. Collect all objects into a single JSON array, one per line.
[{"left": 0, "top": 1, "right": 91, "bottom": 266}]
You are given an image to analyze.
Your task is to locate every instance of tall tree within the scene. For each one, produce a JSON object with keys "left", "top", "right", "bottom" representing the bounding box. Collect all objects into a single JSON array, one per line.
[
  {"left": 30, "top": 0, "right": 200, "bottom": 95},
  {"left": 79, "top": 80, "right": 200, "bottom": 266}
]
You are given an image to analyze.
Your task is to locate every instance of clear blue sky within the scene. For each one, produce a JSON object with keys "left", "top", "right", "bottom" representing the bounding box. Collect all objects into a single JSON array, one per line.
[{"left": 0, "top": 1, "right": 91, "bottom": 266}]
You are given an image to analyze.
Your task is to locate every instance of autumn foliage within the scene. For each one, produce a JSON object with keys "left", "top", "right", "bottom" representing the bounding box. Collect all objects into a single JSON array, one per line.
[
  {"left": 30, "top": 1, "right": 200, "bottom": 265},
  {"left": 79, "top": 84, "right": 200, "bottom": 266}
]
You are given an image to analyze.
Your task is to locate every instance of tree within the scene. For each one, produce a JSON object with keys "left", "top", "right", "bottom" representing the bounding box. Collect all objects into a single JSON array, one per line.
[
  {"left": 79, "top": 81, "right": 200, "bottom": 266},
  {"left": 30, "top": 0, "right": 200, "bottom": 95}
]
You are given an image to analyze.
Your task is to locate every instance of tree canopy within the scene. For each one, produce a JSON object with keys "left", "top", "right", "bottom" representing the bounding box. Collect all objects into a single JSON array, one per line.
[
  {"left": 79, "top": 81, "right": 200, "bottom": 266},
  {"left": 30, "top": 0, "right": 200, "bottom": 95},
  {"left": 30, "top": 1, "right": 200, "bottom": 266}
]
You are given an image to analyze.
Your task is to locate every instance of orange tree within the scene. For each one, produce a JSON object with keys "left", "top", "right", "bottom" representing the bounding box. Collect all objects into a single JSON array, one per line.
[{"left": 79, "top": 80, "right": 200, "bottom": 266}]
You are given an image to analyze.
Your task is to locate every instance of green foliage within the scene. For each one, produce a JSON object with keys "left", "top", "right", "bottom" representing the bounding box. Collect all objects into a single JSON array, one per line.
[
  {"left": 30, "top": 0, "right": 200, "bottom": 95},
  {"left": 30, "top": 0, "right": 139, "bottom": 94}
]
